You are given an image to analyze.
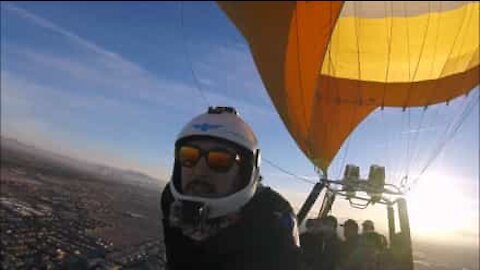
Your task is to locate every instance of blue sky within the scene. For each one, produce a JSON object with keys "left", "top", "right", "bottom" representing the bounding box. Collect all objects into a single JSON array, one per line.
[{"left": 2, "top": 2, "right": 479, "bottom": 244}]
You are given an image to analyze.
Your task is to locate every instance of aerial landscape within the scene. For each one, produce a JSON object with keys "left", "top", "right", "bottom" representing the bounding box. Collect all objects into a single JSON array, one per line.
[{"left": 1, "top": 137, "right": 166, "bottom": 269}]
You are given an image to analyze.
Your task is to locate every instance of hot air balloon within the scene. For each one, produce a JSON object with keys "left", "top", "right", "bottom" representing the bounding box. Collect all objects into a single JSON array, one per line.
[{"left": 218, "top": 2, "right": 479, "bottom": 269}]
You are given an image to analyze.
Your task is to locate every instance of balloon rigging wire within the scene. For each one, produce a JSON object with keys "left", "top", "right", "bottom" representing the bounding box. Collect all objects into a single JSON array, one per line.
[
  {"left": 179, "top": 1, "right": 210, "bottom": 107},
  {"left": 264, "top": 158, "right": 317, "bottom": 185},
  {"left": 405, "top": 92, "right": 478, "bottom": 192},
  {"left": 403, "top": 2, "right": 433, "bottom": 180}
]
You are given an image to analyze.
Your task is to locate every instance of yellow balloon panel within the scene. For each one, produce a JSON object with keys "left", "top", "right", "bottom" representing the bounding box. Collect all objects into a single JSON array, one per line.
[{"left": 322, "top": 1, "right": 479, "bottom": 82}]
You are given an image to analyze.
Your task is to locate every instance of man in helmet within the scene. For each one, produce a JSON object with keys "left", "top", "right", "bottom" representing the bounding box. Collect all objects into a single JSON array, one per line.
[{"left": 161, "top": 107, "right": 302, "bottom": 270}]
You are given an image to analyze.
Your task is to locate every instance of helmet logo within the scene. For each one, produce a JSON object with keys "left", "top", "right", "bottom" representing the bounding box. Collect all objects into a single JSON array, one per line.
[{"left": 193, "top": 123, "right": 223, "bottom": 132}]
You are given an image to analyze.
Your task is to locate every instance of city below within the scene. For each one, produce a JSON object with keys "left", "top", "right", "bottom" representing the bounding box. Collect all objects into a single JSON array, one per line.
[{"left": 1, "top": 138, "right": 167, "bottom": 269}]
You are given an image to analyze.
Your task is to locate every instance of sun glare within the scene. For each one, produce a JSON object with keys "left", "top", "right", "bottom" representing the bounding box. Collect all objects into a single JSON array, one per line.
[{"left": 407, "top": 173, "right": 478, "bottom": 241}]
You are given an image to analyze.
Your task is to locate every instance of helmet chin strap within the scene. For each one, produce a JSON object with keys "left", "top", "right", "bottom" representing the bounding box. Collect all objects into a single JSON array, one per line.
[
  {"left": 169, "top": 198, "right": 239, "bottom": 241},
  {"left": 169, "top": 199, "right": 209, "bottom": 234}
]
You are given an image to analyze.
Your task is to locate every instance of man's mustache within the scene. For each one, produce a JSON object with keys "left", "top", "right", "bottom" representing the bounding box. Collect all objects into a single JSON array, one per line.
[{"left": 184, "top": 180, "right": 217, "bottom": 195}]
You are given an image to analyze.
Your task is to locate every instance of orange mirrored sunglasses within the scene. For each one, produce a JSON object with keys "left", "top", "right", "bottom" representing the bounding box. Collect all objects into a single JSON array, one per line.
[{"left": 177, "top": 145, "right": 241, "bottom": 172}]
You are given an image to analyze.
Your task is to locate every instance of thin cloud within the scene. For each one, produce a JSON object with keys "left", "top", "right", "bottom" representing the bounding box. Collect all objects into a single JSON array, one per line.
[
  {"left": 4, "top": 3, "right": 121, "bottom": 60},
  {"left": 3, "top": 3, "right": 271, "bottom": 117},
  {"left": 400, "top": 126, "right": 443, "bottom": 135},
  {"left": 3, "top": 3, "right": 205, "bottom": 111}
]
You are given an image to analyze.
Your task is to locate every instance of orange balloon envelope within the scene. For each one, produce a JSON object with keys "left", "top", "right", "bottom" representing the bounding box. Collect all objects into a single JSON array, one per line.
[{"left": 218, "top": 1, "right": 480, "bottom": 173}]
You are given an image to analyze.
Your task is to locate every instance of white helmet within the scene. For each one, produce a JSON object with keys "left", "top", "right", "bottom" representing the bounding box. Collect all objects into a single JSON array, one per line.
[{"left": 169, "top": 106, "right": 261, "bottom": 218}]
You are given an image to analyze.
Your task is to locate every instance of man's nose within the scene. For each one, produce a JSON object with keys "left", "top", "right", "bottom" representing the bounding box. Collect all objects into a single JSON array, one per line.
[{"left": 192, "top": 156, "right": 210, "bottom": 176}]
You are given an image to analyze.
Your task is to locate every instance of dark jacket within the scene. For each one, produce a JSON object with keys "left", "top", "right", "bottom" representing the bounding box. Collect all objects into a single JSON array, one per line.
[
  {"left": 340, "top": 235, "right": 360, "bottom": 258},
  {"left": 300, "top": 231, "right": 341, "bottom": 270},
  {"left": 338, "top": 235, "right": 360, "bottom": 270},
  {"left": 339, "top": 233, "right": 388, "bottom": 270},
  {"left": 161, "top": 184, "right": 303, "bottom": 270},
  {"left": 360, "top": 232, "right": 387, "bottom": 251}
]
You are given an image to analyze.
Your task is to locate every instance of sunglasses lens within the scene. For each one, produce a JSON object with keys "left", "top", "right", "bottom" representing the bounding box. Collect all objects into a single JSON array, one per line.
[
  {"left": 178, "top": 146, "right": 200, "bottom": 167},
  {"left": 208, "top": 151, "right": 235, "bottom": 171}
]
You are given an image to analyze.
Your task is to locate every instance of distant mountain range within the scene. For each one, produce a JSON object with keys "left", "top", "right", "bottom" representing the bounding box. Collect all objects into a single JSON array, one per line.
[{"left": 1, "top": 137, "right": 166, "bottom": 188}]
